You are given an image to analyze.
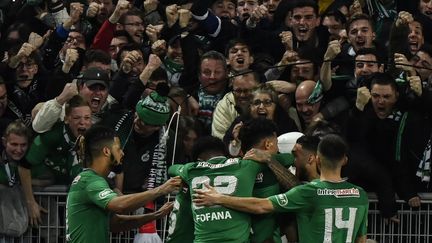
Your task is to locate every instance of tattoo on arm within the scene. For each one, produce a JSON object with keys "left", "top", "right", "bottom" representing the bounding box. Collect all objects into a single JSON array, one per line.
[{"left": 267, "top": 159, "right": 300, "bottom": 190}]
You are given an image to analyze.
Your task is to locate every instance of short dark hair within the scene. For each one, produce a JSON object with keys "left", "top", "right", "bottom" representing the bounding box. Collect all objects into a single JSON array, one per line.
[
  {"left": 191, "top": 136, "right": 228, "bottom": 161},
  {"left": 296, "top": 135, "right": 320, "bottom": 153},
  {"left": 224, "top": 38, "right": 252, "bottom": 57},
  {"left": 370, "top": 72, "right": 398, "bottom": 92},
  {"left": 347, "top": 14, "right": 374, "bottom": 33},
  {"left": 318, "top": 134, "right": 348, "bottom": 168},
  {"left": 355, "top": 48, "right": 384, "bottom": 68},
  {"left": 118, "top": 9, "right": 144, "bottom": 25},
  {"left": 304, "top": 119, "right": 342, "bottom": 139},
  {"left": 239, "top": 118, "right": 278, "bottom": 152},
  {"left": 149, "top": 67, "right": 168, "bottom": 82},
  {"left": 323, "top": 10, "right": 347, "bottom": 25},
  {"left": 355, "top": 48, "right": 378, "bottom": 59},
  {"left": 81, "top": 126, "right": 116, "bottom": 165},
  {"left": 290, "top": 0, "right": 319, "bottom": 16},
  {"left": 113, "top": 30, "right": 133, "bottom": 43},
  {"left": 84, "top": 49, "right": 111, "bottom": 66},
  {"left": 231, "top": 70, "right": 260, "bottom": 84}
]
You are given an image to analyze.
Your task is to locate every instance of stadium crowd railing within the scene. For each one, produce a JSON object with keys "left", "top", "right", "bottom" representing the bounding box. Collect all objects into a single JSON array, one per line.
[{"left": 1, "top": 187, "right": 431, "bottom": 243}]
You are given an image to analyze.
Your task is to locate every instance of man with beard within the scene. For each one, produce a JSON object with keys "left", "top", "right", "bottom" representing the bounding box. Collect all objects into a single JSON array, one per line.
[
  {"left": 194, "top": 134, "right": 369, "bottom": 243},
  {"left": 65, "top": 125, "right": 181, "bottom": 243},
  {"left": 211, "top": 71, "right": 259, "bottom": 139}
]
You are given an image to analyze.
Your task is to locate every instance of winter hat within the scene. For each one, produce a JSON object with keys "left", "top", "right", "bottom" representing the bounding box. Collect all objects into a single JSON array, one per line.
[{"left": 136, "top": 83, "right": 170, "bottom": 126}]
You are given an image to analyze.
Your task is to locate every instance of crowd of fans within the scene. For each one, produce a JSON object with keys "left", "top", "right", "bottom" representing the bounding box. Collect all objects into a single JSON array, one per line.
[{"left": 0, "top": 0, "right": 432, "bottom": 240}]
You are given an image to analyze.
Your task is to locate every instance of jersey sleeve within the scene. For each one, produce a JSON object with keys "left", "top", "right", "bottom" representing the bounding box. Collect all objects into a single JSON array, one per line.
[
  {"left": 86, "top": 177, "right": 118, "bottom": 209},
  {"left": 268, "top": 184, "right": 312, "bottom": 213},
  {"left": 243, "top": 159, "right": 266, "bottom": 173},
  {"left": 272, "top": 153, "right": 294, "bottom": 167},
  {"left": 168, "top": 164, "right": 185, "bottom": 177},
  {"left": 25, "top": 135, "right": 50, "bottom": 166}
]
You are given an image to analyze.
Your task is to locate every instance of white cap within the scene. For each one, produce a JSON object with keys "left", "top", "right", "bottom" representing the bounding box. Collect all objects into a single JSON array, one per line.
[{"left": 277, "top": 132, "right": 304, "bottom": 153}]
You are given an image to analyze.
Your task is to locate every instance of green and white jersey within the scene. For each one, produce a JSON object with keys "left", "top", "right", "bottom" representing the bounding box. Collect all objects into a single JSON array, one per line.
[
  {"left": 251, "top": 153, "right": 294, "bottom": 243},
  {"left": 66, "top": 169, "right": 118, "bottom": 243},
  {"left": 169, "top": 156, "right": 264, "bottom": 243},
  {"left": 166, "top": 187, "right": 194, "bottom": 243},
  {"left": 269, "top": 179, "right": 369, "bottom": 243}
]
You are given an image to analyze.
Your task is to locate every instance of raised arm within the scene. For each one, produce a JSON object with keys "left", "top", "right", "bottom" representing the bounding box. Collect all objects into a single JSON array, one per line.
[
  {"left": 106, "top": 177, "right": 181, "bottom": 214},
  {"left": 244, "top": 149, "right": 300, "bottom": 190},
  {"left": 110, "top": 202, "right": 173, "bottom": 232}
]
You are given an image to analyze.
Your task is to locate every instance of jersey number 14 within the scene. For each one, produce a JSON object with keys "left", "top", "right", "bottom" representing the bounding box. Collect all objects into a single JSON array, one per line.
[{"left": 324, "top": 207, "right": 357, "bottom": 243}]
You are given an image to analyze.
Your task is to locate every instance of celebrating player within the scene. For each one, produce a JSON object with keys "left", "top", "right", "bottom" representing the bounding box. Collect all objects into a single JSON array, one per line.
[
  {"left": 194, "top": 134, "right": 368, "bottom": 243},
  {"left": 65, "top": 125, "right": 181, "bottom": 243}
]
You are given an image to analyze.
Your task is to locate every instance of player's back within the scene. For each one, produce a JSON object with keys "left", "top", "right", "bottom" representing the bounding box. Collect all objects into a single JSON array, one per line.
[
  {"left": 171, "top": 156, "right": 263, "bottom": 243},
  {"left": 282, "top": 179, "right": 369, "bottom": 243}
]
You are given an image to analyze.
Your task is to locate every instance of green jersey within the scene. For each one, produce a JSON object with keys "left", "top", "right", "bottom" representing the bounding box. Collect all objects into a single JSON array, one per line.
[
  {"left": 169, "top": 156, "right": 264, "bottom": 243},
  {"left": 268, "top": 179, "right": 369, "bottom": 243},
  {"left": 166, "top": 188, "right": 194, "bottom": 243},
  {"left": 251, "top": 153, "right": 294, "bottom": 243},
  {"left": 26, "top": 122, "right": 82, "bottom": 184},
  {"left": 66, "top": 169, "right": 118, "bottom": 243}
]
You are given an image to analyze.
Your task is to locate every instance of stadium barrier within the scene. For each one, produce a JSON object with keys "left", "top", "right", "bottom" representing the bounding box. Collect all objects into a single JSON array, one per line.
[{"left": 1, "top": 187, "right": 431, "bottom": 243}]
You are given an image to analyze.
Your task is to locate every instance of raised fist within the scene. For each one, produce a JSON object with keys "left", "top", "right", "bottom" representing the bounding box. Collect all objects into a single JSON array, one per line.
[
  {"left": 356, "top": 86, "right": 371, "bottom": 111},
  {"left": 144, "top": 0, "right": 158, "bottom": 14},
  {"left": 28, "top": 32, "right": 44, "bottom": 49},
  {"left": 395, "top": 11, "right": 413, "bottom": 27},
  {"left": 17, "top": 43, "right": 35, "bottom": 59},
  {"left": 279, "top": 31, "right": 293, "bottom": 50},
  {"left": 178, "top": 9, "right": 191, "bottom": 28},
  {"left": 62, "top": 49, "right": 79, "bottom": 73},
  {"left": 151, "top": 39, "right": 167, "bottom": 56},
  {"left": 324, "top": 40, "right": 341, "bottom": 61},
  {"left": 86, "top": 2, "right": 101, "bottom": 18},
  {"left": 166, "top": 4, "right": 179, "bottom": 27},
  {"left": 147, "top": 54, "right": 162, "bottom": 71},
  {"left": 250, "top": 5, "right": 268, "bottom": 23},
  {"left": 69, "top": 2, "right": 84, "bottom": 24},
  {"left": 121, "top": 50, "right": 142, "bottom": 74},
  {"left": 110, "top": 0, "right": 131, "bottom": 23},
  {"left": 408, "top": 75, "right": 422, "bottom": 97},
  {"left": 56, "top": 83, "right": 79, "bottom": 105}
]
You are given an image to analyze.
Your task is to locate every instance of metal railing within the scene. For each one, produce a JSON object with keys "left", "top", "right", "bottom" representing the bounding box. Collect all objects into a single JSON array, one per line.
[{"left": 1, "top": 188, "right": 432, "bottom": 243}]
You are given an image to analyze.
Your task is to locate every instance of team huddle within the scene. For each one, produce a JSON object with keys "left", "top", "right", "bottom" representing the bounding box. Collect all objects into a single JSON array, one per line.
[{"left": 65, "top": 118, "right": 368, "bottom": 243}]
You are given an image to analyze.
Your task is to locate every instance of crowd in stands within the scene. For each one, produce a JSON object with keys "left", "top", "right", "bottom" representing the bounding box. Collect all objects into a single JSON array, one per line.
[{"left": 0, "top": 0, "right": 432, "bottom": 239}]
